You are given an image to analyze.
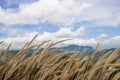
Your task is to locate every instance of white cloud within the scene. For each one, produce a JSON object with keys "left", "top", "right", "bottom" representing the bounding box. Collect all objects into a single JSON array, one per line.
[
  {"left": 74, "top": 27, "right": 85, "bottom": 36},
  {"left": 100, "top": 36, "right": 120, "bottom": 48},
  {"left": 99, "top": 34, "right": 108, "bottom": 38},
  {"left": 54, "top": 26, "right": 85, "bottom": 38},
  {"left": 0, "top": 32, "right": 39, "bottom": 49},
  {"left": 0, "top": 26, "right": 85, "bottom": 49},
  {"left": 63, "top": 38, "right": 97, "bottom": 47},
  {"left": 0, "top": 0, "right": 93, "bottom": 26},
  {"left": 38, "top": 26, "right": 85, "bottom": 41},
  {"left": 75, "top": 0, "right": 120, "bottom": 27},
  {"left": 1, "top": 26, "right": 120, "bottom": 49},
  {"left": 103, "top": 36, "right": 120, "bottom": 44},
  {"left": 0, "top": 0, "right": 119, "bottom": 27}
]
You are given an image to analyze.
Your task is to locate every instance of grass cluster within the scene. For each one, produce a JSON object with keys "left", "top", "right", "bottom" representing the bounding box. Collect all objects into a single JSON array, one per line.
[{"left": 0, "top": 34, "right": 120, "bottom": 80}]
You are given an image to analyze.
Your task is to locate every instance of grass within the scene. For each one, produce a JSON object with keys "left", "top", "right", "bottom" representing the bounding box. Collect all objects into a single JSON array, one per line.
[{"left": 0, "top": 34, "right": 120, "bottom": 80}]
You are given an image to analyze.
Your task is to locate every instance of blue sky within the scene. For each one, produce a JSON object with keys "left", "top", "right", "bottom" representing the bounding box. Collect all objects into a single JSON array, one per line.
[{"left": 0, "top": 0, "right": 120, "bottom": 49}]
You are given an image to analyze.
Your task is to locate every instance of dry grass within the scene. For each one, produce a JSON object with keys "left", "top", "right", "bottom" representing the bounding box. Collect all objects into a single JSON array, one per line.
[{"left": 0, "top": 35, "right": 120, "bottom": 80}]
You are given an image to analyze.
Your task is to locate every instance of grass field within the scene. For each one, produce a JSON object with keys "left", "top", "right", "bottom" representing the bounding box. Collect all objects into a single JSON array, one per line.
[{"left": 0, "top": 34, "right": 120, "bottom": 80}]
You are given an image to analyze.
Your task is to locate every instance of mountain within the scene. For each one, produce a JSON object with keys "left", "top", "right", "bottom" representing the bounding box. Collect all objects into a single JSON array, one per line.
[
  {"left": 51, "top": 45, "right": 94, "bottom": 54},
  {"left": 30, "top": 44, "right": 94, "bottom": 54},
  {"left": 30, "top": 45, "right": 118, "bottom": 57},
  {"left": 93, "top": 48, "right": 117, "bottom": 62}
]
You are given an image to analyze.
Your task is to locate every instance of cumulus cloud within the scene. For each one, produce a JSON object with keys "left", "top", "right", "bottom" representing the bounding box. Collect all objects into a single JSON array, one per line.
[
  {"left": 0, "top": 0, "right": 93, "bottom": 26},
  {"left": 0, "top": 26, "right": 85, "bottom": 49},
  {"left": 35, "top": 26, "right": 85, "bottom": 41},
  {"left": 0, "top": 0, "right": 119, "bottom": 27},
  {"left": 1, "top": 26, "right": 120, "bottom": 49},
  {"left": 99, "top": 34, "right": 108, "bottom": 38},
  {"left": 100, "top": 36, "right": 120, "bottom": 48},
  {"left": 103, "top": 36, "right": 120, "bottom": 44},
  {"left": 55, "top": 27, "right": 85, "bottom": 38},
  {"left": 0, "top": 32, "right": 39, "bottom": 49}
]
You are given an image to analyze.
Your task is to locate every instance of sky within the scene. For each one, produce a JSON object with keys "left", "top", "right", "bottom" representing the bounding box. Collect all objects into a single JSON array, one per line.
[{"left": 0, "top": 0, "right": 120, "bottom": 49}]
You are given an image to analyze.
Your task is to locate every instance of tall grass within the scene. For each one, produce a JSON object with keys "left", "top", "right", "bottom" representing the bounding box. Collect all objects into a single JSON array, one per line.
[{"left": 0, "top": 35, "right": 120, "bottom": 80}]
